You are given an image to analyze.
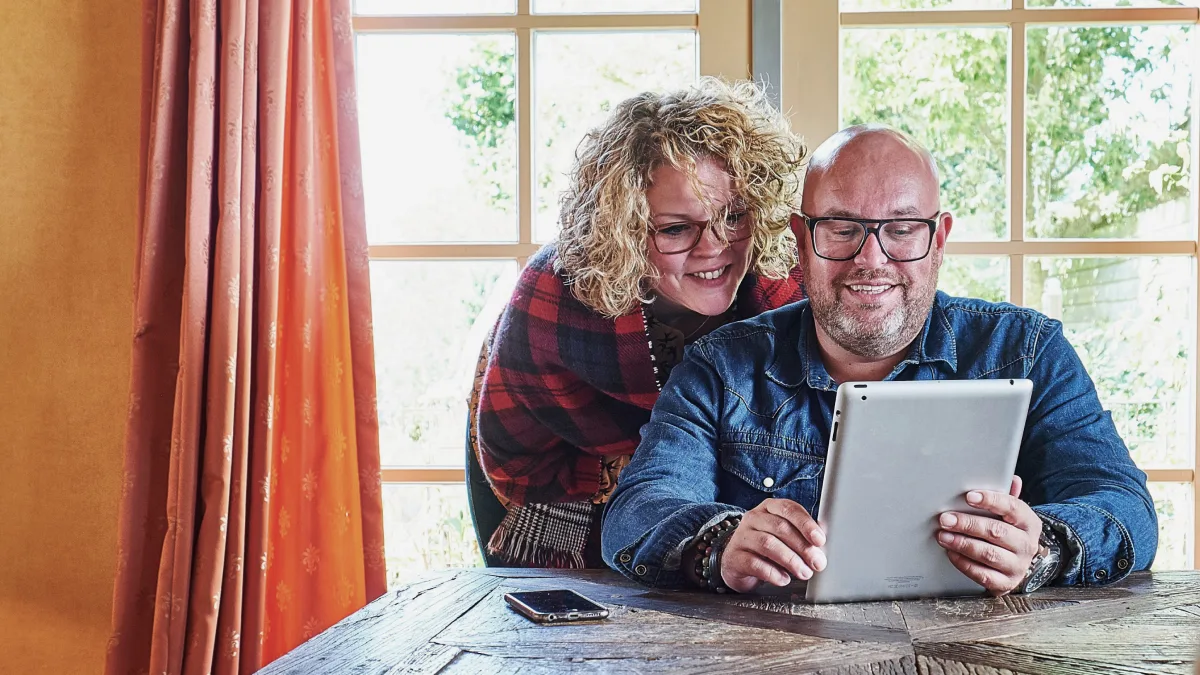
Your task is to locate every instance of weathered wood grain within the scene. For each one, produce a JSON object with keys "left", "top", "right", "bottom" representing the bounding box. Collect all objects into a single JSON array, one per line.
[
  {"left": 985, "top": 624, "right": 1200, "bottom": 674},
  {"left": 254, "top": 569, "right": 1200, "bottom": 675},
  {"left": 917, "top": 641, "right": 1192, "bottom": 675},
  {"left": 910, "top": 579, "right": 1200, "bottom": 644},
  {"left": 733, "top": 595, "right": 912, "bottom": 631},
  {"left": 434, "top": 586, "right": 844, "bottom": 658},
  {"left": 394, "top": 642, "right": 463, "bottom": 674},
  {"left": 443, "top": 648, "right": 916, "bottom": 675},
  {"left": 257, "top": 570, "right": 499, "bottom": 674},
  {"left": 508, "top": 574, "right": 912, "bottom": 644}
]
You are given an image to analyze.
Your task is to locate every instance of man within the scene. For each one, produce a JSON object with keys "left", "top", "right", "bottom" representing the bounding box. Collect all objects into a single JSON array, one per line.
[{"left": 601, "top": 125, "right": 1157, "bottom": 596}]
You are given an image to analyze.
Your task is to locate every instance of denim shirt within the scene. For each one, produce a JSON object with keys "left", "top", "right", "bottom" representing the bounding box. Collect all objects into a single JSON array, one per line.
[{"left": 601, "top": 292, "right": 1158, "bottom": 589}]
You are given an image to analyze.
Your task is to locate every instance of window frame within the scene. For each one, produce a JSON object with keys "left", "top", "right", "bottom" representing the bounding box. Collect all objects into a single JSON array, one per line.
[
  {"left": 785, "top": 0, "right": 1200, "bottom": 567},
  {"left": 359, "top": 0, "right": 1200, "bottom": 571},
  {"left": 355, "top": 3, "right": 750, "bottom": 481}
]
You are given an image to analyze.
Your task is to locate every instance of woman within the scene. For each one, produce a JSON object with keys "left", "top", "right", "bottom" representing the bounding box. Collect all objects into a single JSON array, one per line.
[{"left": 474, "top": 77, "right": 807, "bottom": 568}]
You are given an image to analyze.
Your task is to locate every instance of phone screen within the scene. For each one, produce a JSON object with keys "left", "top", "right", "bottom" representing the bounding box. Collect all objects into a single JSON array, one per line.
[{"left": 506, "top": 590, "right": 606, "bottom": 614}]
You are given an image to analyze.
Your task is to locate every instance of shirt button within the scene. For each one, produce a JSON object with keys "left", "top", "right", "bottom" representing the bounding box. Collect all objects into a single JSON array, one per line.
[
  {"left": 619, "top": 553, "right": 631, "bottom": 564},
  {"left": 762, "top": 477, "right": 775, "bottom": 488},
  {"left": 634, "top": 564, "right": 648, "bottom": 576},
  {"left": 1095, "top": 568, "right": 1108, "bottom": 580},
  {"left": 1117, "top": 559, "right": 1130, "bottom": 570}
]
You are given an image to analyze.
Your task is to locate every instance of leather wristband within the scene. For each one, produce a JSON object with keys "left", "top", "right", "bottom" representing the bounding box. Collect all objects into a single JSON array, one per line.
[{"left": 692, "top": 515, "right": 741, "bottom": 593}]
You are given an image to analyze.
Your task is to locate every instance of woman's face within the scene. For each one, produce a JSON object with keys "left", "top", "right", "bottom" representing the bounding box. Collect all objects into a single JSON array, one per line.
[{"left": 645, "top": 157, "right": 753, "bottom": 316}]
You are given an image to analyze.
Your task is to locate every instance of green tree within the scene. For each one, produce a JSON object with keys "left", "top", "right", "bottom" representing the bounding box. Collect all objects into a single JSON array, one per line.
[
  {"left": 445, "top": 44, "right": 517, "bottom": 209},
  {"left": 442, "top": 11, "right": 1193, "bottom": 565},
  {"left": 446, "top": 12, "right": 1192, "bottom": 465},
  {"left": 841, "top": 3, "right": 1192, "bottom": 480},
  {"left": 445, "top": 35, "right": 694, "bottom": 237}
]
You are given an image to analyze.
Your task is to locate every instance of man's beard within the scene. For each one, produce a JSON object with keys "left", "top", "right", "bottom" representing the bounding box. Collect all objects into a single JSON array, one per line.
[{"left": 805, "top": 264, "right": 939, "bottom": 361}]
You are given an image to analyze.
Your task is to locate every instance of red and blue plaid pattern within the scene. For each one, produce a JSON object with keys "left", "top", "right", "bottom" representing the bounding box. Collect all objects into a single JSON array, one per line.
[{"left": 477, "top": 243, "right": 805, "bottom": 506}]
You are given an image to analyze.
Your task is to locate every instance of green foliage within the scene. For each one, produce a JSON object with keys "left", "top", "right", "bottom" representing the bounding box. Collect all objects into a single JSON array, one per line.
[
  {"left": 445, "top": 45, "right": 517, "bottom": 208},
  {"left": 447, "top": 48, "right": 516, "bottom": 149},
  {"left": 442, "top": 35, "right": 694, "bottom": 236},
  {"left": 937, "top": 256, "right": 1007, "bottom": 303},
  {"left": 434, "top": 17, "right": 1195, "bottom": 556},
  {"left": 386, "top": 486, "right": 483, "bottom": 587},
  {"left": 841, "top": 14, "right": 1193, "bottom": 478},
  {"left": 462, "top": 268, "right": 503, "bottom": 325},
  {"left": 1024, "top": 25, "right": 1189, "bottom": 240},
  {"left": 443, "top": 24, "right": 1192, "bottom": 461}
]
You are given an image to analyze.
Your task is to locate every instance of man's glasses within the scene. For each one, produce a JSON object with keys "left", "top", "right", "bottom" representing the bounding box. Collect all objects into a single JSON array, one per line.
[
  {"left": 802, "top": 213, "right": 940, "bottom": 263},
  {"left": 650, "top": 208, "right": 753, "bottom": 255}
]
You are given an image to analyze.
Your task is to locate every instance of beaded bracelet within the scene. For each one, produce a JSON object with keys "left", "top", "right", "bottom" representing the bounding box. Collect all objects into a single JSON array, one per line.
[{"left": 691, "top": 514, "right": 742, "bottom": 593}]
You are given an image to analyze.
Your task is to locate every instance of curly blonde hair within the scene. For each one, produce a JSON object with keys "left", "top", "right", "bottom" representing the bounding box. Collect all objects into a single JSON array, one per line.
[{"left": 555, "top": 77, "right": 807, "bottom": 318}]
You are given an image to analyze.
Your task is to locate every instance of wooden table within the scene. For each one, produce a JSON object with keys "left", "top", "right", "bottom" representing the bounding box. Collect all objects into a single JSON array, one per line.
[{"left": 259, "top": 568, "right": 1200, "bottom": 674}]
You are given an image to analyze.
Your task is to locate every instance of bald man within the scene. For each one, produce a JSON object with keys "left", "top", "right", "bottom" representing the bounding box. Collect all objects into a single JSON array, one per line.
[{"left": 602, "top": 124, "right": 1157, "bottom": 596}]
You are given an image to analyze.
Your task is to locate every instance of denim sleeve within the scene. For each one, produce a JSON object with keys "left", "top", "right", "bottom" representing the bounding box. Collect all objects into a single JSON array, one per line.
[
  {"left": 1020, "top": 317, "right": 1158, "bottom": 586},
  {"left": 601, "top": 341, "right": 744, "bottom": 588}
]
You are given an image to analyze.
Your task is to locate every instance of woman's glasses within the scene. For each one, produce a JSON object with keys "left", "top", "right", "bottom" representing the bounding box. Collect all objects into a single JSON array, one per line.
[{"left": 650, "top": 209, "right": 752, "bottom": 255}]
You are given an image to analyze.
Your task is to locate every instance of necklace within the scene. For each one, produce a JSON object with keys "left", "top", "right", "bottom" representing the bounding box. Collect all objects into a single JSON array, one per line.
[{"left": 682, "top": 313, "right": 716, "bottom": 340}]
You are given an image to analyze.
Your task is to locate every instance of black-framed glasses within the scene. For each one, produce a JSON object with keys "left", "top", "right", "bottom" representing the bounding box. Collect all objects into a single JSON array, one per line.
[
  {"left": 802, "top": 213, "right": 940, "bottom": 262},
  {"left": 650, "top": 208, "right": 753, "bottom": 255}
]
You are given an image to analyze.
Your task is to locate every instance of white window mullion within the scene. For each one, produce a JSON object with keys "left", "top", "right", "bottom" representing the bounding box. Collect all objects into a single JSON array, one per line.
[
  {"left": 782, "top": 0, "right": 839, "bottom": 147},
  {"left": 699, "top": 0, "right": 750, "bottom": 81},
  {"left": 518, "top": 23, "right": 533, "bottom": 247},
  {"left": 1192, "top": 5, "right": 1200, "bottom": 569},
  {"left": 839, "top": 7, "right": 1199, "bottom": 29},
  {"left": 1009, "top": 3, "right": 1026, "bottom": 306}
]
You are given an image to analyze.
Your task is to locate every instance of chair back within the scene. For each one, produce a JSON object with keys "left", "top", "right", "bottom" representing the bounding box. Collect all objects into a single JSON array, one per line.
[{"left": 465, "top": 330, "right": 507, "bottom": 567}]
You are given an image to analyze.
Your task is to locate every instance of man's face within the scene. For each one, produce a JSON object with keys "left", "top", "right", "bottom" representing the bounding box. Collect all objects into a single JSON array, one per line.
[{"left": 798, "top": 139, "right": 953, "bottom": 361}]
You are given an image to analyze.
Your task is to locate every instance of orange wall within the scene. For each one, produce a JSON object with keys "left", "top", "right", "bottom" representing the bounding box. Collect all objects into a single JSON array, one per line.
[{"left": 0, "top": 1, "right": 140, "bottom": 673}]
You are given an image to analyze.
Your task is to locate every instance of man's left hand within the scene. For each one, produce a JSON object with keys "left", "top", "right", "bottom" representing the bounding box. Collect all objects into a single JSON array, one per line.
[{"left": 935, "top": 475, "right": 1041, "bottom": 596}]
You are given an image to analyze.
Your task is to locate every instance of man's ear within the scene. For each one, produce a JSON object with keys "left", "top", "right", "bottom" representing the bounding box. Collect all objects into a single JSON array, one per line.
[
  {"left": 790, "top": 213, "right": 806, "bottom": 250},
  {"left": 935, "top": 211, "right": 954, "bottom": 249}
]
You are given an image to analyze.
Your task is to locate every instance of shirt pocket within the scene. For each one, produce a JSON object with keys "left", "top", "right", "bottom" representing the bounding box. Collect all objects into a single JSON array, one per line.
[{"left": 718, "top": 440, "right": 825, "bottom": 514}]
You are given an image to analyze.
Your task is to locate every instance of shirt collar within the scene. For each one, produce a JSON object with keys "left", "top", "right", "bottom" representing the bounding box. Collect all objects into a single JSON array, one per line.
[{"left": 792, "top": 291, "right": 959, "bottom": 389}]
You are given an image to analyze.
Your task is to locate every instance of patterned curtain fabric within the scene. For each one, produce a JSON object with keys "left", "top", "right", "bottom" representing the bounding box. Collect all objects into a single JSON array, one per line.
[{"left": 105, "top": 1, "right": 385, "bottom": 673}]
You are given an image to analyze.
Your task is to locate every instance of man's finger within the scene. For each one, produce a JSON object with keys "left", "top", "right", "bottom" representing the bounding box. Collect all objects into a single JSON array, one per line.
[
  {"left": 965, "top": 489, "right": 1039, "bottom": 530},
  {"left": 936, "top": 529, "right": 1023, "bottom": 577},
  {"left": 938, "top": 512, "right": 1027, "bottom": 554},
  {"left": 724, "top": 548, "right": 792, "bottom": 588},
  {"left": 1010, "top": 475, "right": 1022, "bottom": 498},
  {"left": 944, "top": 550, "right": 1013, "bottom": 596},
  {"left": 750, "top": 531, "right": 813, "bottom": 580},
  {"left": 762, "top": 499, "right": 826, "bottom": 547},
  {"left": 750, "top": 512, "right": 827, "bottom": 572}
]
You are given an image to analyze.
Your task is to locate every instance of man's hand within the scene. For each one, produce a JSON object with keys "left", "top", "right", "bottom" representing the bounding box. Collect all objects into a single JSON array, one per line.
[
  {"left": 936, "top": 475, "right": 1041, "bottom": 596},
  {"left": 720, "top": 498, "right": 827, "bottom": 593}
]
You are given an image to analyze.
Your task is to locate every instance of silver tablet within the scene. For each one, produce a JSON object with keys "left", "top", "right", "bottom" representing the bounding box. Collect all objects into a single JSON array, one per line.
[{"left": 803, "top": 378, "right": 1033, "bottom": 604}]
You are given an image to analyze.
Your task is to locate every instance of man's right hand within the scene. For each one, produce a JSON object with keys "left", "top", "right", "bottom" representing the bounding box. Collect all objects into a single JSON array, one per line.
[{"left": 720, "top": 498, "right": 827, "bottom": 593}]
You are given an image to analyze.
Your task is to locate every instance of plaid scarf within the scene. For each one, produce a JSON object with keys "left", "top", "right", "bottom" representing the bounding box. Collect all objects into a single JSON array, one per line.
[{"left": 475, "top": 243, "right": 804, "bottom": 567}]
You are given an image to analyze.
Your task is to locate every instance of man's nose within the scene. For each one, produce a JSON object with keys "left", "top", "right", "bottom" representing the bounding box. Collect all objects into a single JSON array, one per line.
[{"left": 854, "top": 230, "right": 890, "bottom": 268}]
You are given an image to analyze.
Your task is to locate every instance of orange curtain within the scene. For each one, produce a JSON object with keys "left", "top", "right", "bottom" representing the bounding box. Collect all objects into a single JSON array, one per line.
[{"left": 106, "top": 1, "right": 385, "bottom": 673}]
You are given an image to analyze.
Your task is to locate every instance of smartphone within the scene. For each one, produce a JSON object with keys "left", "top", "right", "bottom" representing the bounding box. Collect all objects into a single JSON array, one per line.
[{"left": 503, "top": 589, "right": 610, "bottom": 623}]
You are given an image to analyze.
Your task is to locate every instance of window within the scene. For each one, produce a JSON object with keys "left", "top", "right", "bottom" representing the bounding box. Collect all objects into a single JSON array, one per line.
[
  {"left": 359, "top": 0, "right": 1200, "bottom": 582},
  {"left": 825, "top": 0, "right": 1198, "bottom": 569},
  {"left": 353, "top": 0, "right": 748, "bottom": 585}
]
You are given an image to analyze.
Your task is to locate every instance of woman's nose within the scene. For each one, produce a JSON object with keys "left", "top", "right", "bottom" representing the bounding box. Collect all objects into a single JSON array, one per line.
[{"left": 693, "top": 224, "right": 727, "bottom": 256}]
